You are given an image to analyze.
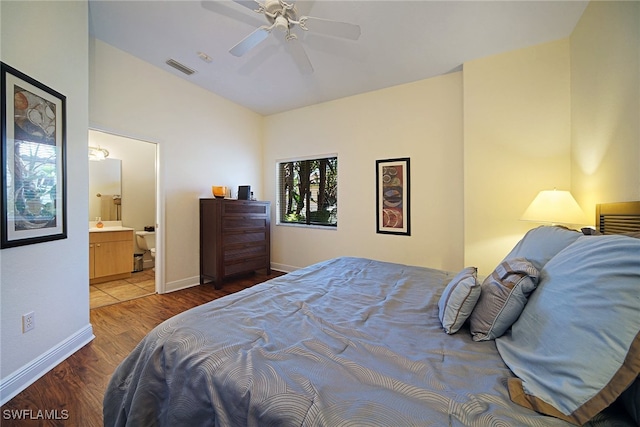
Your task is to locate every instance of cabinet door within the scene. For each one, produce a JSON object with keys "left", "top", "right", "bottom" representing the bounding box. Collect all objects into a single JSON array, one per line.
[
  {"left": 94, "top": 240, "right": 132, "bottom": 277},
  {"left": 89, "top": 243, "right": 96, "bottom": 279}
]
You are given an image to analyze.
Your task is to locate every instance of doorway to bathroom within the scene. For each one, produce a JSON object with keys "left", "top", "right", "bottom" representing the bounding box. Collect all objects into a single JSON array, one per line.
[{"left": 88, "top": 129, "right": 161, "bottom": 309}]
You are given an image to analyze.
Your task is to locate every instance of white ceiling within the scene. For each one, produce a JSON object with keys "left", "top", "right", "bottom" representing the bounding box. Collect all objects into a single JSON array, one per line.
[{"left": 88, "top": 0, "right": 588, "bottom": 116}]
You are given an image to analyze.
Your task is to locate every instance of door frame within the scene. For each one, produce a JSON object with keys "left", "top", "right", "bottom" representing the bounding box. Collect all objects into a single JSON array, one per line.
[{"left": 88, "top": 126, "right": 165, "bottom": 294}]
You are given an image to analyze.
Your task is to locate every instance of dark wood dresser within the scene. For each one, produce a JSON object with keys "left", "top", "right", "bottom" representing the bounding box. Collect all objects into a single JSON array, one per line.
[{"left": 199, "top": 198, "right": 271, "bottom": 288}]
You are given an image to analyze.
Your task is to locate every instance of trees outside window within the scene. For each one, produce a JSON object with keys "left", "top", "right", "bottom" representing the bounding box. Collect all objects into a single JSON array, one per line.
[{"left": 278, "top": 156, "right": 337, "bottom": 227}]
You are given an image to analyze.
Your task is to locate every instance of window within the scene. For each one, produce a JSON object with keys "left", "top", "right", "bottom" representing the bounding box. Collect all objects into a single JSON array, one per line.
[{"left": 277, "top": 155, "right": 337, "bottom": 227}]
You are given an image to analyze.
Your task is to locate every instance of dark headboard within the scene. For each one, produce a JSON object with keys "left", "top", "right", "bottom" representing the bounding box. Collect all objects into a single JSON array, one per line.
[{"left": 596, "top": 201, "right": 640, "bottom": 234}]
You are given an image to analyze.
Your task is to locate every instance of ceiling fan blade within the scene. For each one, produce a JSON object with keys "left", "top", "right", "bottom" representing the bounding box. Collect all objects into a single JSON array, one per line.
[
  {"left": 230, "top": 27, "right": 271, "bottom": 57},
  {"left": 285, "top": 36, "right": 313, "bottom": 75},
  {"left": 231, "top": 0, "right": 263, "bottom": 13},
  {"left": 299, "top": 16, "right": 361, "bottom": 40}
]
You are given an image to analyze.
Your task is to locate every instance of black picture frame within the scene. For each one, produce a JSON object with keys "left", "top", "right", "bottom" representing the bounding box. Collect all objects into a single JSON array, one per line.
[
  {"left": 1, "top": 62, "right": 67, "bottom": 248},
  {"left": 376, "top": 157, "right": 410, "bottom": 236}
]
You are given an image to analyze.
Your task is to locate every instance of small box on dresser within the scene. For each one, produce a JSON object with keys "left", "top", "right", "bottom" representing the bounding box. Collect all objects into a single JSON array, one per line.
[{"left": 200, "top": 198, "right": 271, "bottom": 289}]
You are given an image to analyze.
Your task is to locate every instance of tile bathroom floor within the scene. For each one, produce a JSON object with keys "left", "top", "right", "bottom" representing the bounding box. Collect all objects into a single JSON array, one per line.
[{"left": 90, "top": 269, "right": 155, "bottom": 309}]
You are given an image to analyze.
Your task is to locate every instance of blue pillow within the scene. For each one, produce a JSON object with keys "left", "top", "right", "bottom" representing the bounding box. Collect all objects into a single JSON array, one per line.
[
  {"left": 438, "top": 267, "right": 480, "bottom": 334},
  {"left": 502, "top": 225, "right": 581, "bottom": 271},
  {"left": 496, "top": 235, "right": 640, "bottom": 425}
]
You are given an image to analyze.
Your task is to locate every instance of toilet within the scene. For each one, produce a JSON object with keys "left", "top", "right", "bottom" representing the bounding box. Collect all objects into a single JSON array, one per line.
[{"left": 135, "top": 231, "right": 155, "bottom": 267}]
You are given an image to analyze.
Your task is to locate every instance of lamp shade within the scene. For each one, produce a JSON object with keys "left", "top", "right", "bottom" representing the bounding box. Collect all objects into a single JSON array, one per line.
[{"left": 520, "top": 190, "right": 588, "bottom": 225}]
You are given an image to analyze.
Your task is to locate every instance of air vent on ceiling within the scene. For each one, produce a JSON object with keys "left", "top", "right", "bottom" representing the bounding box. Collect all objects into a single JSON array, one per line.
[{"left": 165, "top": 59, "right": 196, "bottom": 76}]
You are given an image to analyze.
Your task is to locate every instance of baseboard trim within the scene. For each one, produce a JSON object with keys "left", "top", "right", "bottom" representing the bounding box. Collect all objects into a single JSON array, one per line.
[
  {"left": 270, "top": 262, "right": 299, "bottom": 273},
  {"left": 0, "top": 324, "right": 95, "bottom": 406},
  {"left": 161, "top": 265, "right": 293, "bottom": 294},
  {"left": 162, "top": 276, "right": 200, "bottom": 294}
]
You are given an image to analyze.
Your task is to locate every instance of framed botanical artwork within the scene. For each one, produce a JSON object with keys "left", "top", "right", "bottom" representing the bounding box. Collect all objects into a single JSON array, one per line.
[
  {"left": 376, "top": 157, "right": 410, "bottom": 236},
  {"left": 1, "top": 62, "right": 67, "bottom": 248}
]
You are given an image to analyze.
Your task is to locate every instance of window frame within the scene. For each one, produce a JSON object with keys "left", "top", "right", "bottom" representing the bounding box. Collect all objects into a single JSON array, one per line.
[{"left": 275, "top": 153, "right": 338, "bottom": 229}]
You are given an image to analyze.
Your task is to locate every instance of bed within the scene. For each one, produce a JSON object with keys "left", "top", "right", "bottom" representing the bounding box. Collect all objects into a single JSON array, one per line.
[{"left": 103, "top": 202, "right": 640, "bottom": 426}]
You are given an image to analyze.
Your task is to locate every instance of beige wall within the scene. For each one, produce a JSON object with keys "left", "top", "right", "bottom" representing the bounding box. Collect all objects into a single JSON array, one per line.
[
  {"left": 264, "top": 73, "right": 464, "bottom": 272},
  {"left": 570, "top": 1, "right": 640, "bottom": 220},
  {"left": 264, "top": 1, "right": 639, "bottom": 275},
  {"left": 89, "top": 40, "right": 264, "bottom": 291},
  {"left": 463, "top": 39, "right": 573, "bottom": 273},
  {"left": 0, "top": 1, "right": 92, "bottom": 402},
  {"left": 264, "top": 13, "right": 638, "bottom": 276},
  {"left": 263, "top": 38, "right": 575, "bottom": 275}
]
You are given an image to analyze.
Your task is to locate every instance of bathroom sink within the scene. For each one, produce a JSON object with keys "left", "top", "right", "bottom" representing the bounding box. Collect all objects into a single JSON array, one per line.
[{"left": 89, "top": 226, "right": 134, "bottom": 232}]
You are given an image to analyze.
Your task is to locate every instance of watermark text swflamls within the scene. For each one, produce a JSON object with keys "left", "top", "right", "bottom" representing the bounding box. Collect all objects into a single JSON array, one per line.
[{"left": 3, "top": 409, "right": 69, "bottom": 420}]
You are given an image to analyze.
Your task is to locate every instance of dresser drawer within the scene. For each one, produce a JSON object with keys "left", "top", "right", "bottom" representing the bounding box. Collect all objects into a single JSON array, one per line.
[
  {"left": 224, "top": 243, "right": 267, "bottom": 262},
  {"left": 224, "top": 231, "right": 266, "bottom": 245},
  {"left": 222, "top": 202, "right": 269, "bottom": 216},
  {"left": 222, "top": 217, "right": 268, "bottom": 231},
  {"left": 224, "top": 257, "right": 268, "bottom": 276}
]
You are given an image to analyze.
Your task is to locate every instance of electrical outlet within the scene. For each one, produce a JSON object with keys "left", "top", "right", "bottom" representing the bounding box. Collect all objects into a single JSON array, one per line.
[{"left": 22, "top": 311, "right": 35, "bottom": 333}]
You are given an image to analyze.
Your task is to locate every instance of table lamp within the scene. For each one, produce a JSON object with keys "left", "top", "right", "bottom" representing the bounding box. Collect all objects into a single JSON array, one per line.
[{"left": 521, "top": 189, "right": 588, "bottom": 226}]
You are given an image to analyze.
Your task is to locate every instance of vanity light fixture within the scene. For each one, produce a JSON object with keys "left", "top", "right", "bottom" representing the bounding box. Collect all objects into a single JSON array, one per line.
[{"left": 88, "top": 146, "right": 109, "bottom": 161}]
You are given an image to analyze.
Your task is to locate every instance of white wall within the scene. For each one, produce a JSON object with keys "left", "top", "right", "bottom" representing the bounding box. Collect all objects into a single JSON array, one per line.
[
  {"left": 0, "top": 1, "right": 93, "bottom": 404},
  {"left": 89, "top": 39, "right": 264, "bottom": 291},
  {"left": 570, "top": 1, "right": 640, "bottom": 216},
  {"left": 263, "top": 73, "right": 464, "bottom": 272}
]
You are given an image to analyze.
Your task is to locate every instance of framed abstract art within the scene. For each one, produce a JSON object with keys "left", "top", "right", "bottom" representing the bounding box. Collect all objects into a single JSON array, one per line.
[
  {"left": 376, "top": 157, "right": 410, "bottom": 236},
  {"left": 1, "top": 62, "right": 67, "bottom": 248}
]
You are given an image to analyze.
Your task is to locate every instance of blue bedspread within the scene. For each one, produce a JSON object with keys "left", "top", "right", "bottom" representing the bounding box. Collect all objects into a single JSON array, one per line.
[{"left": 103, "top": 257, "right": 630, "bottom": 426}]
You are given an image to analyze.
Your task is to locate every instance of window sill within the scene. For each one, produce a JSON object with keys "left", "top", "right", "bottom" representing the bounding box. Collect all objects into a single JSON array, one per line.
[{"left": 276, "top": 222, "right": 338, "bottom": 231}]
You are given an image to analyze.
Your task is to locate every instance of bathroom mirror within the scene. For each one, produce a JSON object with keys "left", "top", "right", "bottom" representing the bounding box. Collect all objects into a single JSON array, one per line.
[{"left": 89, "top": 158, "right": 122, "bottom": 221}]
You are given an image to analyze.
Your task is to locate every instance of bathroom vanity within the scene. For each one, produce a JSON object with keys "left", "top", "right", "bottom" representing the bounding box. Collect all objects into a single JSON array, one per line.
[{"left": 89, "top": 227, "right": 134, "bottom": 284}]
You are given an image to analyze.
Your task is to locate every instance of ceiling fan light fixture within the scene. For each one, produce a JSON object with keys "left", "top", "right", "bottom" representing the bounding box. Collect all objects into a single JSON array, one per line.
[
  {"left": 275, "top": 15, "right": 289, "bottom": 32},
  {"left": 264, "top": 0, "right": 283, "bottom": 15}
]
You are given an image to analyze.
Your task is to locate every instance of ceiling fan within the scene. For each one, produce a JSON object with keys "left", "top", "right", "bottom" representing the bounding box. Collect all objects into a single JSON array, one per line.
[{"left": 227, "top": 0, "right": 361, "bottom": 74}]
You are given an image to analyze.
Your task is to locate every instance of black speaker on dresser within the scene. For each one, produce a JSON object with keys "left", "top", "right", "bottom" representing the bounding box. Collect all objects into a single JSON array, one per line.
[{"left": 238, "top": 185, "right": 251, "bottom": 200}]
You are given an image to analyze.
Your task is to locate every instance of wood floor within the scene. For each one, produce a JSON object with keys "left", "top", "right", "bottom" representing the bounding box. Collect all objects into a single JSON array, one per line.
[{"left": 0, "top": 270, "right": 284, "bottom": 427}]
